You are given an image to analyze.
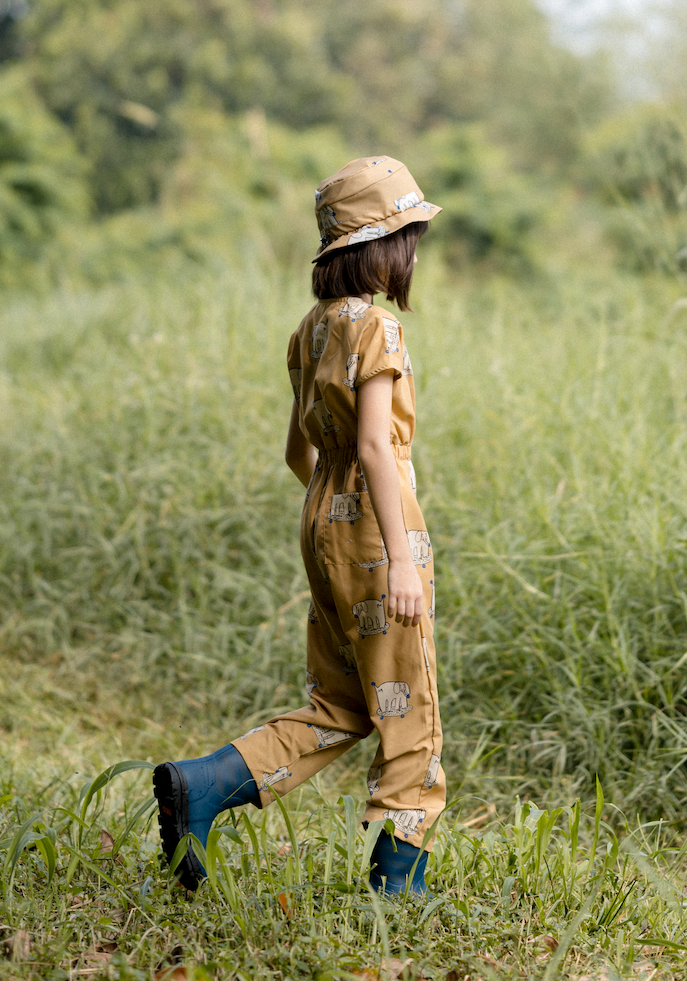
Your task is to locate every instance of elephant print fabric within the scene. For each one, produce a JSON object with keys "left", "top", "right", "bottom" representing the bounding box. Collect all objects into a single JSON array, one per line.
[
  {"left": 316, "top": 198, "right": 339, "bottom": 242},
  {"left": 259, "top": 766, "right": 292, "bottom": 790},
  {"left": 372, "top": 680, "right": 412, "bottom": 718},
  {"left": 338, "top": 643, "right": 358, "bottom": 674},
  {"left": 312, "top": 398, "right": 340, "bottom": 435},
  {"left": 289, "top": 367, "right": 303, "bottom": 401},
  {"left": 382, "top": 317, "right": 401, "bottom": 354},
  {"left": 353, "top": 597, "right": 390, "bottom": 637},
  {"left": 408, "top": 530, "right": 431, "bottom": 567},
  {"left": 348, "top": 225, "right": 388, "bottom": 246},
  {"left": 231, "top": 298, "right": 445, "bottom": 852},
  {"left": 328, "top": 493, "right": 363, "bottom": 522},
  {"left": 309, "top": 725, "right": 356, "bottom": 748},
  {"left": 367, "top": 764, "right": 382, "bottom": 795},
  {"left": 343, "top": 353, "right": 360, "bottom": 391},
  {"left": 423, "top": 754, "right": 441, "bottom": 789},
  {"left": 384, "top": 808, "right": 426, "bottom": 838},
  {"left": 311, "top": 321, "right": 328, "bottom": 359}
]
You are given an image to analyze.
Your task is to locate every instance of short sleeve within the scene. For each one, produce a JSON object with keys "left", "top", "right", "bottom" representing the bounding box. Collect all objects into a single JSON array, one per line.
[{"left": 355, "top": 313, "right": 404, "bottom": 387}]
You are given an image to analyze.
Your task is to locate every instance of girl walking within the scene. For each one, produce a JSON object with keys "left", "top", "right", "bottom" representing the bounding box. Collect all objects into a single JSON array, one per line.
[{"left": 154, "top": 156, "right": 445, "bottom": 895}]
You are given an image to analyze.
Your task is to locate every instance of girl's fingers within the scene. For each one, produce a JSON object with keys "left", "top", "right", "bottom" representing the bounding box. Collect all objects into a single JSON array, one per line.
[
  {"left": 399, "top": 595, "right": 424, "bottom": 627},
  {"left": 388, "top": 592, "right": 424, "bottom": 627}
]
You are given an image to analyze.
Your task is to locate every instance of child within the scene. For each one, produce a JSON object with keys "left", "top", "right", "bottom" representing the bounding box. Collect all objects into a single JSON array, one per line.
[{"left": 154, "top": 156, "right": 446, "bottom": 895}]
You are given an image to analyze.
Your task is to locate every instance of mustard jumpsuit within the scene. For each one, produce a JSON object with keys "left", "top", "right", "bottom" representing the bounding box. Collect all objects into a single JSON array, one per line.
[{"left": 232, "top": 296, "right": 446, "bottom": 850}]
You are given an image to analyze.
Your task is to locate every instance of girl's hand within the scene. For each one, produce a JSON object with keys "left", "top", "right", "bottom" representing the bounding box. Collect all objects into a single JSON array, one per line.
[{"left": 387, "top": 559, "right": 424, "bottom": 628}]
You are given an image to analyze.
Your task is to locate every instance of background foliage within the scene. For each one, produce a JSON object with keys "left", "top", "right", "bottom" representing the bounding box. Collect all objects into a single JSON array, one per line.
[
  {"left": 3, "top": 1, "right": 687, "bottom": 976},
  {"left": 0, "top": 0, "right": 618, "bottom": 277},
  {"left": 2, "top": 0, "right": 685, "bottom": 279}
]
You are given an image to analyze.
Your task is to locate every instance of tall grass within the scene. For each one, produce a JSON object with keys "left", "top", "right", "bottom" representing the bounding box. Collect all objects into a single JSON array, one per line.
[
  {"left": 2, "top": 250, "right": 687, "bottom": 974},
  {"left": 416, "top": 264, "right": 687, "bottom": 817},
  {"left": 2, "top": 253, "right": 687, "bottom": 810}
]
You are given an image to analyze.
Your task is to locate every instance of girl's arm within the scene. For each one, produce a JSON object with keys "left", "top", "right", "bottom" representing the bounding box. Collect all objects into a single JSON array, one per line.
[
  {"left": 285, "top": 399, "right": 317, "bottom": 488},
  {"left": 358, "top": 370, "right": 423, "bottom": 628}
]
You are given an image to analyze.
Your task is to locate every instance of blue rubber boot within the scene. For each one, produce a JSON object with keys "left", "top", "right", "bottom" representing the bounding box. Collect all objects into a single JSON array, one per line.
[
  {"left": 153, "top": 743, "right": 260, "bottom": 890},
  {"left": 369, "top": 832, "right": 428, "bottom": 896}
]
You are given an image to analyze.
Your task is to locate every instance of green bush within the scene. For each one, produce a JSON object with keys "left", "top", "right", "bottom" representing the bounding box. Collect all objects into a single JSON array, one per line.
[
  {"left": 408, "top": 123, "right": 549, "bottom": 269},
  {"left": 581, "top": 104, "right": 687, "bottom": 273},
  {"left": 42, "top": 114, "right": 552, "bottom": 284},
  {"left": 0, "top": 66, "right": 90, "bottom": 283}
]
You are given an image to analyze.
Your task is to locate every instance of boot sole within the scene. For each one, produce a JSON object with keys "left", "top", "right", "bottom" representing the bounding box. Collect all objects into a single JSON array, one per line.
[{"left": 153, "top": 762, "right": 205, "bottom": 891}]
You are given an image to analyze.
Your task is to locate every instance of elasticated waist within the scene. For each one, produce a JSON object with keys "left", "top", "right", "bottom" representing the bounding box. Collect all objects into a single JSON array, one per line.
[{"left": 318, "top": 442, "right": 412, "bottom": 463}]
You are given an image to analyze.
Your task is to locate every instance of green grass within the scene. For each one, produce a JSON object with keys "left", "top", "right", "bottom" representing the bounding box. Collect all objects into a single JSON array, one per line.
[
  {"left": 2, "top": 251, "right": 687, "bottom": 976},
  {"left": 3, "top": 764, "right": 687, "bottom": 979}
]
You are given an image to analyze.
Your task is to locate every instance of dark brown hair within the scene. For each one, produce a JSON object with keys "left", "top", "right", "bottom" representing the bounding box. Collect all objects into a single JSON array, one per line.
[{"left": 312, "top": 221, "right": 428, "bottom": 312}]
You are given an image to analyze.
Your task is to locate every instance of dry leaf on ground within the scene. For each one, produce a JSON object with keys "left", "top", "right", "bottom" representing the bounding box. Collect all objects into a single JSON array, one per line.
[
  {"left": 154, "top": 939, "right": 187, "bottom": 980},
  {"left": 96, "top": 942, "right": 118, "bottom": 954},
  {"left": 278, "top": 892, "right": 294, "bottom": 918},
  {"left": 3, "top": 930, "right": 31, "bottom": 962},
  {"left": 98, "top": 829, "right": 122, "bottom": 863},
  {"left": 353, "top": 957, "right": 415, "bottom": 980},
  {"left": 77, "top": 941, "right": 119, "bottom": 969},
  {"left": 154, "top": 966, "right": 188, "bottom": 981}
]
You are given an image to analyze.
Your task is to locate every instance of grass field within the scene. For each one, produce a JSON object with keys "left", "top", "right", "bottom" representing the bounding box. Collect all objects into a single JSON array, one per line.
[{"left": 3, "top": 250, "right": 687, "bottom": 978}]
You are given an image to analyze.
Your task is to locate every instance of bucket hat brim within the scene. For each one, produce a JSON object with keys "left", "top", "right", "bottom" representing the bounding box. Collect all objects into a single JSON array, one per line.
[
  {"left": 312, "top": 155, "right": 441, "bottom": 262},
  {"left": 312, "top": 200, "right": 441, "bottom": 262}
]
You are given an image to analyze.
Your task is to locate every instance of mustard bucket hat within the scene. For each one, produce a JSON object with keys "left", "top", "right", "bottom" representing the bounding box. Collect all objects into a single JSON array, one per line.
[{"left": 313, "top": 155, "right": 441, "bottom": 261}]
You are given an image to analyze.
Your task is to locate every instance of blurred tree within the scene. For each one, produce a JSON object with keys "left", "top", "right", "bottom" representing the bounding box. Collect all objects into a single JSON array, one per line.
[
  {"left": 0, "top": 0, "right": 26, "bottom": 62},
  {"left": 451, "top": 0, "right": 612, "bottom": 169},
  {"left": 407, "top": 122, "right": 548, "bottom": 268},
  {"left": 581, "top": 102, "right": 687, "bottom": 272},
  {"left": 17, "top": 0, "right": 184, "bottom": 212},
  {"left": 0, "top": 65, "right": 90, "bottom": 275},
  {"left": 11, "top": 0, "right": 613, "bottom": 215},
  {"left": 583, "top": 103, "right": 687, "bottom": 209}
]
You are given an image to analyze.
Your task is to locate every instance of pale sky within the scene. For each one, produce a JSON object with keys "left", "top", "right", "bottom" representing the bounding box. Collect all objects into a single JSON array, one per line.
[{"left": 537, "top": 0, "right": 658, "bottom": 53}]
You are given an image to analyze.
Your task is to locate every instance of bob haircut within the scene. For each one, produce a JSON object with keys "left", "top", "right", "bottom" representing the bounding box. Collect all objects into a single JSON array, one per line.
[{"left": 312, "top": 221, "right": 428, "bottom": 313}]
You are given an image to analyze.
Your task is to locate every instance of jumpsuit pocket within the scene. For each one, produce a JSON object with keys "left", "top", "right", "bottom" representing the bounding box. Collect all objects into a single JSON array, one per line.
[{"left": 322, "top": 491, "right": 387, "bottom": 570}]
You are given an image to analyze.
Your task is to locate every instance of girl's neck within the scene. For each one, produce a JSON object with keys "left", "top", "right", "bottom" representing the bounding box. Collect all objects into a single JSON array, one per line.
[{"left": 318, "top": 293, "right": 374, "bottom": 305}]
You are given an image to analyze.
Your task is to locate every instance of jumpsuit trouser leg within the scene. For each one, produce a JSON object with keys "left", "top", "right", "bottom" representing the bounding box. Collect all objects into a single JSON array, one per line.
[{"left": 233, "top": 446, "right": 445, "bottom": 851}]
